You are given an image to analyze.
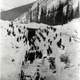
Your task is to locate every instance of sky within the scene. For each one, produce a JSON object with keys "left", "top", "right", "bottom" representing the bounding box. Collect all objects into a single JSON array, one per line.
[{"left": 0, "top": 0, "right": 36, "bottom": 10}]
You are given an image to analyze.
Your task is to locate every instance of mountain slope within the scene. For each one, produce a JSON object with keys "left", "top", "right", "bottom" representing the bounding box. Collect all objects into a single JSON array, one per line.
[{"left": 0, "top": 2, "right": 35, "bottom": 21}]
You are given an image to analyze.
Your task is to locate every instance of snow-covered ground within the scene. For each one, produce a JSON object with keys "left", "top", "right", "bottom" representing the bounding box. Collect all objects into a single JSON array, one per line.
[
  {"left": 0, "top": 18, "right": 80, "bottom": 80},
  {"left": 0, "top": 20, "right": 27, "bottom": 80}
]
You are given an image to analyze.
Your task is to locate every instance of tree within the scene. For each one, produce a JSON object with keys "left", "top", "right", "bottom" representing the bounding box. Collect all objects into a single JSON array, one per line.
[
  {"left": 65, "top": 0, "right": 73, "bottom": 22},
  {"left": 55, "top": 3, "right": 64, "bottom": 25},
  {"left": 36, "top": 3, "right": 40, "bottom": 22},
  {"left": 30, "top": 10, "right": 32, "bottom": 22},
  {"left": 40, "top": 7, "right": 47, "bottom": 24}
]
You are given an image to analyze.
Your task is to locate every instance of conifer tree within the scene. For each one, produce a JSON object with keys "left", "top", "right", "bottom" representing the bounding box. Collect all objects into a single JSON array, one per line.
[
  {"left": 40, "top": 8, "right": 47, "bottom": 24},
  {"left": 36, "top": 3, "right": 39, "bottom": 22}
]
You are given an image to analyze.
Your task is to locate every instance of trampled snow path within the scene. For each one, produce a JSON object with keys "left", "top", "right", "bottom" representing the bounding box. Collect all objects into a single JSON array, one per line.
[{"left": 0, "top": 18, "right": 80, "bottom": 80}]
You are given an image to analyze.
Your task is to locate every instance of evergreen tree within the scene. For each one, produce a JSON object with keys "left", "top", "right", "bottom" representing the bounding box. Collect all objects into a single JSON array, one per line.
[
  {"left": 66, "top": 0, "right": 73, "bottom": 22},
  {"left": 30, "top": 10, "right": 32, "bottom": 22},
  {"left": 55, "top": 3, "right": 64, "bottom": 25},
  {"left": 36, "top": 3, "right": 39, "bottom": 22},
  {"left": 46, "top": 7, "right": 55, "bottom": 25},
  {"left": 40, "top": 8, "right": 47, "bottom": 24}
]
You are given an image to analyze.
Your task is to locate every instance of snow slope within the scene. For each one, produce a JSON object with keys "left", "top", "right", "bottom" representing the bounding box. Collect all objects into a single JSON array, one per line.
[{"left": 0, "top": 18, "right": 80, "bottom": 80}]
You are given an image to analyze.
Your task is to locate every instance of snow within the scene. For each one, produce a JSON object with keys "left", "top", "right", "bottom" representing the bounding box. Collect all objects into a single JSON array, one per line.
[
  {"left": 0, "top": 20, "right": 27, "bottom": 80},
  {"left": 0, "top": 18, "right": 80, "bottom": 80},
  {"left": 62, "top": 18, "right": 80, "bottom": 39}
]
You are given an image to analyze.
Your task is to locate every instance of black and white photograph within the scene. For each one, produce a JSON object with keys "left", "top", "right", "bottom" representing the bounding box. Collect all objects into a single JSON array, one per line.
[{"left": 0, "top": 0, "right": 80, "bottom": 80}]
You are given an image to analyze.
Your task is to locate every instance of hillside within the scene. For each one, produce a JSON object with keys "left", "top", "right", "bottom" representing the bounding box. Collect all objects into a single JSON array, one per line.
[{"left": 0, "top": 2, "right": 34, "bottom": 21}]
